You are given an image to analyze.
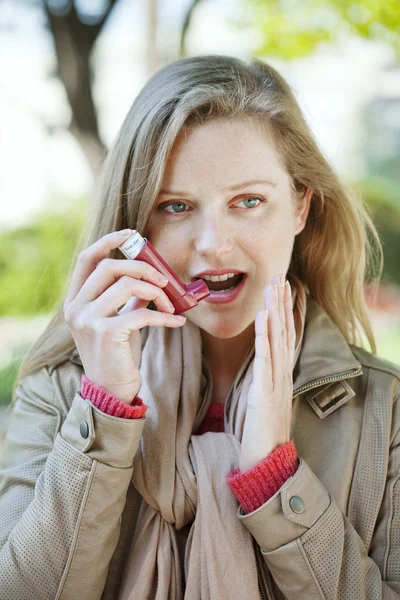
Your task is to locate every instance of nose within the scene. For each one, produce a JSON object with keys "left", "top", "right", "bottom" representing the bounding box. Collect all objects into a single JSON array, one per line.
[{"left": 193, "top": 214, "right": 233, "bottom": 258}]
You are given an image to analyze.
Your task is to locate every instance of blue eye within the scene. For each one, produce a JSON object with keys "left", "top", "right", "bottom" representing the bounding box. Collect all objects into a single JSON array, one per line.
[
  {"left": 237, "top": 197, "right": 262, "bottom": 208},
  {"left": 162, "top": 202, "right": 188, "bottom": 213}
]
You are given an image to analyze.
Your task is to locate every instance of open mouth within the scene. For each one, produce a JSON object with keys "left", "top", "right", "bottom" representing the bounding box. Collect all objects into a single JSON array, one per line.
[{"left": 195, "top": 273, "right": 245, "bottom": 293}]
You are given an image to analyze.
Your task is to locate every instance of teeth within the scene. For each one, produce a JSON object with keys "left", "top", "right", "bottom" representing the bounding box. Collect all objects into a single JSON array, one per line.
[
  {"left": 212, "top": 285, "right": 236, "bottom": 293},
  {"left": 202, "top": 272, "right": 237, "bottom": 282}
]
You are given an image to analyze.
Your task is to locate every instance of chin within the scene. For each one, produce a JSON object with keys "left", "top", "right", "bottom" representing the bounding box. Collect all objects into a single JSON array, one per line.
[{"left": 190, "top": 312, "right": 252, "bottom": 339}]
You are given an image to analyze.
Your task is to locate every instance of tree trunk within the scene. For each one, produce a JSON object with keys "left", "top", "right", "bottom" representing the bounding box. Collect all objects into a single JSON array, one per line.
[{"left": 43, "top": 2, "right": 117, "bottom": 174}]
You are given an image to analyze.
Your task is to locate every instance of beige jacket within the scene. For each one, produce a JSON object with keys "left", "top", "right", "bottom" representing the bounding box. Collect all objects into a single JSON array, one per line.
[{"left": 1, "top": 297, "right": 400, "bottom": 600}]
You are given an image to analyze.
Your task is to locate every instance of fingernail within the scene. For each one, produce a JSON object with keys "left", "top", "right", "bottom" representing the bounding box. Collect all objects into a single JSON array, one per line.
[
  {"left": 158, "top": 273, "right": 169, "bottom": 285},
  {"left": 176, "top": 315, "right": 186, "bottom": 321},
  {"left": 119, "top": 229, "right": 132, "bottom": 236}
]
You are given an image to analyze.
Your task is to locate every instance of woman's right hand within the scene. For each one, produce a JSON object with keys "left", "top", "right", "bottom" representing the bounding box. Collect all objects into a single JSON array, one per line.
[{"left": 63, "top": 230, "right": 186, "bottom": 404}]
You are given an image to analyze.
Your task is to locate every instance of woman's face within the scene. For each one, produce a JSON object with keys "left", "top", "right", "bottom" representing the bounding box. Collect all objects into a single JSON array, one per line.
[{"left": 146, "top": 117, "right": 310, "bottom": 339}]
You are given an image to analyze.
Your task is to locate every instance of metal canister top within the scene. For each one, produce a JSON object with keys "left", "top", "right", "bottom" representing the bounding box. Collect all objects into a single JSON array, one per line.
[{"left": 118, "top": 230, "right": 147, "bottom": 260}]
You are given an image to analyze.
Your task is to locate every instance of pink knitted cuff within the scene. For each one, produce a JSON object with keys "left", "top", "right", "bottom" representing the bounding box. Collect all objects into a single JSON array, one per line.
[
  {"left": 80, "top": 374, "right": 149, "bottom": 419},
  {"left": 226, "top": 440, "right": 300, "bottom": 514}
]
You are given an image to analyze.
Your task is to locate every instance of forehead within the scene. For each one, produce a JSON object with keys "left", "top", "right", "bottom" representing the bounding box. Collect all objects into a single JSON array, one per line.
[{"left": 162, "top": 118, "right": 287, "bottom": 190}]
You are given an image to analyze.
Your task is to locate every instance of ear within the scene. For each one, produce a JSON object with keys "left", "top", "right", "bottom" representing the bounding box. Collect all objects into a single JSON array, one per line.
[{"left": 294, "top": 187, "right": 313, "bottom": 235}]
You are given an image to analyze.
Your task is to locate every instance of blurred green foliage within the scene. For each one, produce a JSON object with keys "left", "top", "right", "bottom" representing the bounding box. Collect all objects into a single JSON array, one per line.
[
  {"left": 240, "top": 0, "right": 400, "bottom": 59},
  {"left": 362, "top": 101, "right": 400, "bottom": 200},
  {"left": 0, "top": 358, "right": 22, "bottom": 406},
  {"left": 356, "top": 177, "right": 400, "bottom": 286},
  {"left": 0, "top": 199, "right": 85, "bottom": 317}
]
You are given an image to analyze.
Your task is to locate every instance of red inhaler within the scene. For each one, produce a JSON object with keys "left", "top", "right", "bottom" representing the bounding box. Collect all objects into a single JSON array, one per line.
[{"left": 118, "top": 230, "right": 210, "bottom": 315}]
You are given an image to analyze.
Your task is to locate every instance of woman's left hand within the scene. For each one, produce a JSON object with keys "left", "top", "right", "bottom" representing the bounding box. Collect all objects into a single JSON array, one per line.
[{"left": 239, "top": 273, "right": 296, "bottom": 473}]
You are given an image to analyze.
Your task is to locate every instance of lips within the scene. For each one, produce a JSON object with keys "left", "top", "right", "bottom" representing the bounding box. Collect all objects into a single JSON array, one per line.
[{"left": 205, "top": 273, "right": 247, "bottom": 304}]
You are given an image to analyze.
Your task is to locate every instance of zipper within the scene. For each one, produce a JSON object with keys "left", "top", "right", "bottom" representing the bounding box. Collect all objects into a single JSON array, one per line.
[
  {"left": 258, "top": 572, "right": 267, "bottom": 600},
  {"left": 257, "top": 565, "right": 276, "bottom": 600},
  {"left": 293, "top": 366, "right": 363, "bottom": 398}
]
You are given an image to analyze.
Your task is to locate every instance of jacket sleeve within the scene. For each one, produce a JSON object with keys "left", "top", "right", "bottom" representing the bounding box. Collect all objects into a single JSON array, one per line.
[
  {"left": 0, "top": 366, "right": 146, "bottom": 600},
  {"left": 236, "top": 420, "right": 400, "bottom": 598}
]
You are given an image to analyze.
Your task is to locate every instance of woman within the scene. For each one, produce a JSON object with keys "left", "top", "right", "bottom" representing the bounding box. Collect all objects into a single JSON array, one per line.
[{"left": 1, "top": 55, "right": 399, "bottom": 599}]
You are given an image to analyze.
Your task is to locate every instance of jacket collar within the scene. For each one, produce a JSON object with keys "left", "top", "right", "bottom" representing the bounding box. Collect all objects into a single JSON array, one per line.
[
  {"left": 69, "top": 295, "right": 363, "bottom": 420},
  {"left": 293, "top": 295, "right": 363, "bottom": 418}
]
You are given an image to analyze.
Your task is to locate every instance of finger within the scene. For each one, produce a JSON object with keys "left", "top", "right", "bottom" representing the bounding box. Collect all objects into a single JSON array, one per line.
[
  {"left": 277, "top": 275, "right": 288, "bottom": 372},
  {"left": 65, "top": 230, "right": 133, "bottom": 305},
  {"left": 265, "top": 283, "right": 282, "bottom": 388},
  {"left": 108, "top": 307, "right": 186, "bottom": 330},
  {"left": 285, "top": 280, "right": 296, "bottom": 370},
  {"left": 75, "top": 258, "right": 168, "bottom": 305},
  {"left": 253, "top": 309, "right": 273, "bottom": 390},
  {"left": 90, "top": 277, "right": 175, "bottom": 318}
]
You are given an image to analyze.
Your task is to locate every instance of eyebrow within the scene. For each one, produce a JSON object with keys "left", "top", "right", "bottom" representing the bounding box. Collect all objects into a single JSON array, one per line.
[{"left": 159, "top": 179, "right": 277, "bottom": 197}]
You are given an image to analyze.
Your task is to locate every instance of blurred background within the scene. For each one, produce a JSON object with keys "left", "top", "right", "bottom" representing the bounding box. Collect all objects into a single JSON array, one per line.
[{"left": 0, "top": 0, "right": 399, "bottom": 453}]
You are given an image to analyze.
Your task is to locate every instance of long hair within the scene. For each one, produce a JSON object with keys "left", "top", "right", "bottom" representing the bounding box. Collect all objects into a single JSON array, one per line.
[{"left": 12, "top": 54, "right": 383, "bottom": 402}]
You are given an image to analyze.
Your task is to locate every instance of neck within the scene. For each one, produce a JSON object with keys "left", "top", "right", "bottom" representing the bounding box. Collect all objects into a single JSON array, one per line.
[{"left": 200, "top": 323, "right": 255, "bottom": 378}]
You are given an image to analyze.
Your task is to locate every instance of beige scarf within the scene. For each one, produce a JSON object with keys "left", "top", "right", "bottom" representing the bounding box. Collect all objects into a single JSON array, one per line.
[{"left": 119, "top": 277, "right": 308, "bottom": 599}]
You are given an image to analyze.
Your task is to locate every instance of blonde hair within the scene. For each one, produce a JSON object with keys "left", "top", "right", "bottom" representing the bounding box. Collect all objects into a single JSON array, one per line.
[{"left": 12, "top": 54, "right": 382, "bottom": 402}]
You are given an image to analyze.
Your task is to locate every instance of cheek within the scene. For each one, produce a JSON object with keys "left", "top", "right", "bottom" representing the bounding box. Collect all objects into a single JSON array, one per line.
[
  {"left": 255, "top": 210, "right": 296, "bottom": 252},
  {"left": 239, "top": 227, "right": 279, "bottom": 260},
  {"left": 148, "top": 235, "right": 189, "bottom": 275},
  {"left": 147, "top": 219, "right": 193, "bottom": 271},
  {"left": 241, "top": 222, "right": 295, "bottom": 280}
]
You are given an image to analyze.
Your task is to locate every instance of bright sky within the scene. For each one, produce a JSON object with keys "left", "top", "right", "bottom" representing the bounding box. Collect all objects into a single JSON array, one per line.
[{"left": 0, "top": 0, "right": 395, "bottom": 231}]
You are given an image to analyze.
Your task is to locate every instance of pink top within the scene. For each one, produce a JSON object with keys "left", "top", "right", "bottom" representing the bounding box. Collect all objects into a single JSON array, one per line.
[{"left": 81, "top": 374, "right": 300, "bottom": 515}]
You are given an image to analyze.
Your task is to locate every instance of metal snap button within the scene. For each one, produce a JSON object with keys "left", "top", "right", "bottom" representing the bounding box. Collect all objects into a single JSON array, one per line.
[
  {"left": 289, "top": 495, "right": 305, "bottom": 513},
  {"left": 80, "top": 420, "right": 89, "bottom": 439}
]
